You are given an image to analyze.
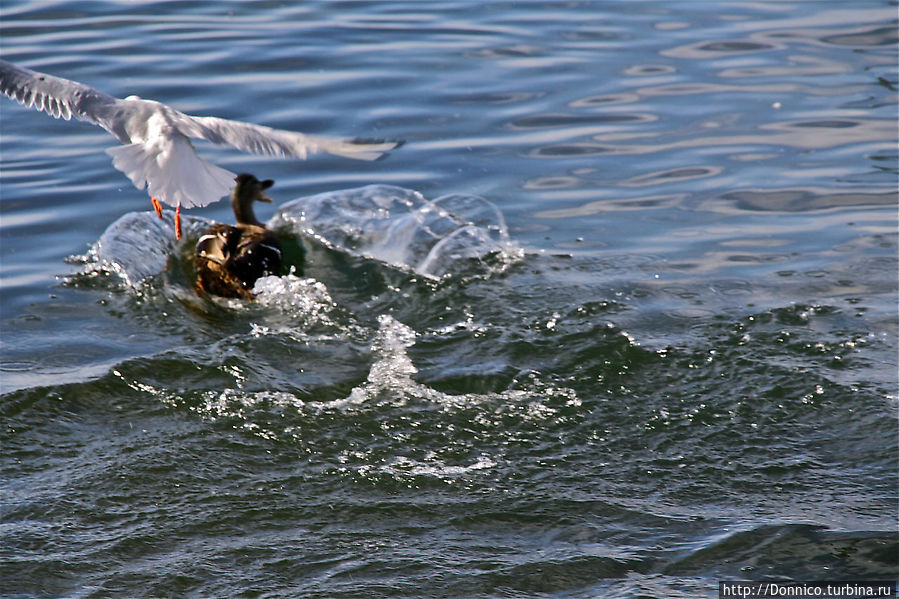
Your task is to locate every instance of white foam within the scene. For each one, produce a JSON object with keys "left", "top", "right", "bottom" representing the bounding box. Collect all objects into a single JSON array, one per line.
[
  {"left": 379, "top": 454, "right": 498, "bottom": 478},
  {"left": 338, "top": 314, "right": 441, "bottom": 407}
]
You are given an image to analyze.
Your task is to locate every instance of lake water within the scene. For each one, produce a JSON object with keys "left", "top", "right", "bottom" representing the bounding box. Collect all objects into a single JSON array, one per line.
[{"left": 1, "top": 2, "right": 897, "bottom": 597}]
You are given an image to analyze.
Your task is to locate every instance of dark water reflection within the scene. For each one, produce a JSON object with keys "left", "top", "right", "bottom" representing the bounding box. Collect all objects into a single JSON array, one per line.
[{"left": 1, "top": 1, "right": 896, "bottom": 598}]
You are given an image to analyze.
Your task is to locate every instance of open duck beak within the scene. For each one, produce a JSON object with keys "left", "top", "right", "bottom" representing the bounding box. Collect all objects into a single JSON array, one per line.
[{"left": 259, "top": 178, "right": 274, "bottom": 202}]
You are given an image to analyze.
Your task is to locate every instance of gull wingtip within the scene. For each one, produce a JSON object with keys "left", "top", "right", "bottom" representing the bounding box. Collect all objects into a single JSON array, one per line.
[{"left": 350, "top": 137, "right": 406, "bottom": 161}]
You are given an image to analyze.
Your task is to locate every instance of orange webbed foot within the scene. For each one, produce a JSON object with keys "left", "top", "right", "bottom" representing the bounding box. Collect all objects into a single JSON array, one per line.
[
  {"left": 151, "top": 197, "right": 163, "bottom": 219},
  {"left": 174, "top": 203, "right": 182, "bottom": 240}
]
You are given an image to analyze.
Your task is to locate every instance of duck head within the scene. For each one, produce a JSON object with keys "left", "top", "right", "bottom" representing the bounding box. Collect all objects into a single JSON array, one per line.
[{"left": 232, "top": 173, "right": 275, "bottom": 226}]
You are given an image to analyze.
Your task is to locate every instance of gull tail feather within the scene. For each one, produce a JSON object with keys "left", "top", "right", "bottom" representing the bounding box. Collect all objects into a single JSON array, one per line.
[{"left": 106, "top": 137, "right": 235, "bottom": 209}]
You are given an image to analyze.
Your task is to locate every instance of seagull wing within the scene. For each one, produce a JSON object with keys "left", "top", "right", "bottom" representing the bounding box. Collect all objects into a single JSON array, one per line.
[
  {"left": 0, "top": 59, "right": 119, "bottom": 131},
  {"left": 179, "top": 114, "right": 401, "bottom": 162}
]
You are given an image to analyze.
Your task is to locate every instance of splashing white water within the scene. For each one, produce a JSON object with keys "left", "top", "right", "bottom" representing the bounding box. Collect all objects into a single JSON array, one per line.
[
  {"left": 271, "top": 185, "right": 521, "bottom": 277},
  {"left": 83, "top": 185, "right": 519, "bottom": 290},
  {"left": 253, "top": 274, "right": 334, "bottom": 317},
  {"left": 337, "top": 314, "right": 439, "bottom": 407},
  {"left": 94, "top": 211, "right": 178, "bottom": 286}
]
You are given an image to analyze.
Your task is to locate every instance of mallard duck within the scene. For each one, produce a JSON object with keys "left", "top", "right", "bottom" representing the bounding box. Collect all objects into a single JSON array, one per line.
[
  {"left": 0, "top": 59, "right": 401, "bottom": 238},
  {"left": 195, "top": 174, "right": 284, "bottom": 299}
]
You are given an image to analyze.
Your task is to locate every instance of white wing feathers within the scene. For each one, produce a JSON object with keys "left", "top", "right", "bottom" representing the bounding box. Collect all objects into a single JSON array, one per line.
[
  {"left": 0, "top": 59, "right": 116, "bottom": 126},
  {"left": 0, "top": 59, "right": 400, "bottom": 209},
  {"left": 185, "top": 115, "right": 401, "bottom": 162}
]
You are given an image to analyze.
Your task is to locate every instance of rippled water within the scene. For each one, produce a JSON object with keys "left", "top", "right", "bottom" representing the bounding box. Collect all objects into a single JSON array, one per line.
[{"left": 1, "top": 2, "right": 897, "bottom": 598}]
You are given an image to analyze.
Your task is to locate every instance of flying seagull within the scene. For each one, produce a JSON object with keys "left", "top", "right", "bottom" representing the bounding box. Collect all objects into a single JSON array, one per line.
[{"left": 0, "top": 59, "right": 400, "bottom": 237}]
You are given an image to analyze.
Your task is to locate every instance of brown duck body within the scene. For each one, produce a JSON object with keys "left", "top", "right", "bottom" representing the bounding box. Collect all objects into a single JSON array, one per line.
[{"left": 195, "top": 174, "right": 283, "bottom": 299}]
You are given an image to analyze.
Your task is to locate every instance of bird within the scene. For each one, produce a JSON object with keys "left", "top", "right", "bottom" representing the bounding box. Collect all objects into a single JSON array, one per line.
[
  {"left": 0, "top": 59, "right": 401, "bottom": 238},
  {"left": 195, "top": 173, "right": 285, "bottom": 299}
]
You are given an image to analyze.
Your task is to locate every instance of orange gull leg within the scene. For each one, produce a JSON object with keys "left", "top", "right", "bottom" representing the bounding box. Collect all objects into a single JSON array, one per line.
[
  {"left": 174, "top": 202, "right": 182, "bottom": 240},
  {"left": 151, "top": 197, "right": 163, "bottom": 219}
]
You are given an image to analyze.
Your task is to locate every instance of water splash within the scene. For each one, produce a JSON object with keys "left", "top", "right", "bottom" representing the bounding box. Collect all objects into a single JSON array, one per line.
[
  {"left": 81, "top": 210, "right": 206, "bottom": 288},
  {"left": 271, "top": 185, "right": 522, "bottom": 278},
  {"left": 338, "top": 314, "right": 439, "bottom": 407},
  {"left": 94, "top": 211, "right": 178, "bottom": 286},
  {"left": 78, "top": 185, "right": 519, "bottom": 293},
  {"left": 252, "top": 274, "right": 336, "bottom": 320}
]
